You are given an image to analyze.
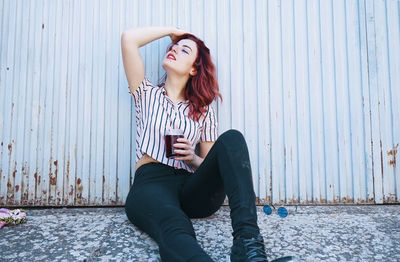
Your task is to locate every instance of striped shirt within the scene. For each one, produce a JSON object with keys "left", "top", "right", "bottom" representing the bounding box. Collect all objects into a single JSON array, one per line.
[{"left": 128, "top": 77, "right": 218, "bottom": 173}]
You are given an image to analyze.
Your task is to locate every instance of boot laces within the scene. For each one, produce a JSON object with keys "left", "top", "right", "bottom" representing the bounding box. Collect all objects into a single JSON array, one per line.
[{"left": 243, "top": 236, "right": 268, "bottom": 262}]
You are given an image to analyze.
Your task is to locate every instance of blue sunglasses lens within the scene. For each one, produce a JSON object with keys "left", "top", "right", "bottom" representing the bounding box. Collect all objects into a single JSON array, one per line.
[
  {"left": 263, "top": 205, "right": 272, "bottom": 215},
  {"left": 277, "top": 207, "right": 288, "bottom": 218}
]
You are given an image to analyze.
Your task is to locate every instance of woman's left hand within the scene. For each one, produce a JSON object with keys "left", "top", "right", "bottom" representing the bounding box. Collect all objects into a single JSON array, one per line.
[{"left": 173, "top": 138, "right": 197, "bottom": 164}]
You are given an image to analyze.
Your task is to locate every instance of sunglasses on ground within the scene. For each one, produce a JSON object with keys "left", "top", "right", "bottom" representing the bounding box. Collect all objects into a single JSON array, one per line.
[{"left": 263, "top": 205, "right": 288, "bottom": 218}]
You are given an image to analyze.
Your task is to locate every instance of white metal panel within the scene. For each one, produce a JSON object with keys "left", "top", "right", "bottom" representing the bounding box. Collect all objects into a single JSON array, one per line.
[
  {"left": 346, "top": 0, "right": 370, "bottom": 204},
  {"left": 387, "top": 0, "right": 400, "bottom": 202},
  {"left": 268, "top": 0, "right": 285, "bottom": 205},
  {"left": 281, "top": 0, "right": 298, "bottom": 204},
  {"left": 117, "top": 0, "right": 132, "bottom": 206},
  {"left": 374, "top": 0, "right": 399, "bottom": 203},
  {"left": 294, "top": 0, "right": 313, "bottom": 203},
  {"left": 333, "top": 0, "right": 352, "bottom": 204},
  {"left": 0, "top": 0, "right": 399, "bottom": 206},
  {"left": 358, "top": 0, "right": 375, "bottom": 204},
  {"left": 255, "top": 0, "right": 270, "bottom": 204},
  {"left": 67, "top": 0, "right": 79, "bottom": 206},
  {"left": 307, "top": 0, "right": 326, "bottom": 203},
  {"left": 216, "top": 0, "right": 231, "bottom": 140},
  {"left": 243, "top": 0, "right": 259, "bottom": 202},
  {"left": 321, "top": 0, "right": 341, "bottom": 203}
]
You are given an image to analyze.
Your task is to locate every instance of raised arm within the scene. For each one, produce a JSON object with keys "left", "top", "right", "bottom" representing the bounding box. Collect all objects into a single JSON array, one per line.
[{"left": 121, "top": 26, "right": 186, "bottom": 93}]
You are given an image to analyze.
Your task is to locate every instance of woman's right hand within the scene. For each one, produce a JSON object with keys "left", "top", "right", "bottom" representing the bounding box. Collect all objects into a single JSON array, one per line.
[{"left": 169, "top": 28, "right": 190, "bottom": 42}]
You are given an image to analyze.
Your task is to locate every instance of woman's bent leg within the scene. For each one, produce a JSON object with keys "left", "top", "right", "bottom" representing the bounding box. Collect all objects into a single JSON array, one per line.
[
  {"left": 180, "top": 129, "right": 260, "bottom": 239},
  {"left": 125, "top": 163, "right": 213, "bottom": 262}
]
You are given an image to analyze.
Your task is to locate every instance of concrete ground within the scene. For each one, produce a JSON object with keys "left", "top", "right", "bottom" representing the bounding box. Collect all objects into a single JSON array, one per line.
[{"left": 0, "top": 205, "right": 399, "bottom": 262}]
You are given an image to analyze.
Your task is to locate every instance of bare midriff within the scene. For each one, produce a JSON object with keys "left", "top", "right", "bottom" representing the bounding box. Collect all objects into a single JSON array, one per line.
[{"left": 135, "top": 153, "right": 161, "bottom": 172}]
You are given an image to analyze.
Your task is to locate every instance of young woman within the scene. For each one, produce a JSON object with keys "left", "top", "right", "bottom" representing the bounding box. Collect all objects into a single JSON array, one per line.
[{"left": 122, "top": 26, "right": 297, "bottom": 262}]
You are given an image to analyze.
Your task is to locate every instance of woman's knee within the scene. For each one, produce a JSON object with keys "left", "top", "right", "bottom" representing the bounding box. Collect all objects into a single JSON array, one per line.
[
  {"left": 216, "top": 129, "right": 247, "bottom": 149},
  {"left": 218, "top": 129, "right": 245, "bottom": 142}
]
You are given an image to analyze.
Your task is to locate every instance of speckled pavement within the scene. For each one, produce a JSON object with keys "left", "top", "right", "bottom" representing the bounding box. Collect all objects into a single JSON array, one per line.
[{"left": 0, "top": 205, "right": 399, "bottom": 262}]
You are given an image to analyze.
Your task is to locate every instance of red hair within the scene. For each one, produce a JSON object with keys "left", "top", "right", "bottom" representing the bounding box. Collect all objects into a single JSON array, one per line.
[{"left": 160, "top": 34, "right": 222, "bottom": 122}]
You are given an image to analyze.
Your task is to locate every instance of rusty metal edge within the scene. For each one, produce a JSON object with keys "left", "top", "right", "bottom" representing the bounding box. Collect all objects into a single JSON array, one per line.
[{"left": 2, "top": 203, "right": 400, "bottom": 210}]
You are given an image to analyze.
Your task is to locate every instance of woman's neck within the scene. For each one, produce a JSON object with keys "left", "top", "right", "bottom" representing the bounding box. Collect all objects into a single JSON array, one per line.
[{"left": 164, "top": 75, "right": 189, "bottom": 103}]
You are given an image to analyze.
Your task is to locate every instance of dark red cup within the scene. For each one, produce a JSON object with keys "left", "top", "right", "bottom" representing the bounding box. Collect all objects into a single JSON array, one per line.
[{"left": 165, "top": 134, "right": 184, "bottom": 159}]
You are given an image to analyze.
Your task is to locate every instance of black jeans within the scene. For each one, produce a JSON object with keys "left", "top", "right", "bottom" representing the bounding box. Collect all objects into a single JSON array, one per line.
[{"left": 125, "top": 129, "right": 260, "bottom": 262}]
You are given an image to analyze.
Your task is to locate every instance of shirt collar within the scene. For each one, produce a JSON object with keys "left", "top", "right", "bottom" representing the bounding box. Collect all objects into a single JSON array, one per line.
[{"left": 160, "top": 86, "right": 190, "bottom": 104}]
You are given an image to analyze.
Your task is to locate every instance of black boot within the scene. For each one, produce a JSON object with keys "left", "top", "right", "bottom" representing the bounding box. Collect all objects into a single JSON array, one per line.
[
  {"left": 230, "top": 233, "right": 301, "bottom": 262},
  {"left": 230, "top": 234, "right": 268, "bottom": 262}
]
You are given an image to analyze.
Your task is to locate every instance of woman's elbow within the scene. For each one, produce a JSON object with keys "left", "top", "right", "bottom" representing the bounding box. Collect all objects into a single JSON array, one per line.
[
  {"left": 121, "top": 31, "right": 132, "bottom": 43},
  {"left": 121, "top": 28, "right": 137, "bottom": 41}
]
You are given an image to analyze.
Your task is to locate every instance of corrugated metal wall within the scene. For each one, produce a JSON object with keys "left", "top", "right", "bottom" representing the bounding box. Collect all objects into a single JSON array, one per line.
[{"left": 0, "top": 0, "right": 399, "bottom": 206}]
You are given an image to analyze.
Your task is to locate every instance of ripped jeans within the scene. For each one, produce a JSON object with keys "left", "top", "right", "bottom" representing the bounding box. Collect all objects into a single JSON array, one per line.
[{"left": 125, "top": 129, "right": 260, "bottom": 262}]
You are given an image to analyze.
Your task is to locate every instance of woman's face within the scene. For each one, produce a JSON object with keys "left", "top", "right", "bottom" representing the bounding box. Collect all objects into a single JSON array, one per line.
[{"left": 162, "top": 39, "right": 198, "bottom": 77}]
